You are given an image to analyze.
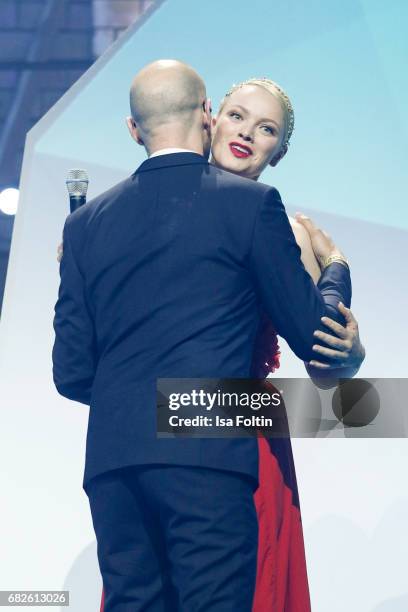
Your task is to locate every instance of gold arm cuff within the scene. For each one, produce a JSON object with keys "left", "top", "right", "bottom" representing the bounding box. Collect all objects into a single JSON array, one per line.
[{"left": 322, "top": 255, "right": 350, "bottom": 271}]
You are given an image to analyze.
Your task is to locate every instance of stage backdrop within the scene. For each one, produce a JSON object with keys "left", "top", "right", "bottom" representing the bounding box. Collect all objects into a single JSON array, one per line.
[{"left": 0, "top": 1, "right": 407, "bottom": 610}]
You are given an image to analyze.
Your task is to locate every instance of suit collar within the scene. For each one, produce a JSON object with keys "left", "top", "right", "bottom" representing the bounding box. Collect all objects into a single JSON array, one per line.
[
  {"left": 149, "top": 147, "right": 196, "bottom": 158},
  {"left": 133, "top": 152, "right": 208, "bottom": 175}
]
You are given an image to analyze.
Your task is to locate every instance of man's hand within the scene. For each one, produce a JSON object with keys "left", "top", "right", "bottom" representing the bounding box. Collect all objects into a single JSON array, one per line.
[
  {"left": 295, "top": 212, "right": 345, "bottom": 269},
  {"left": 308, "top": 302, "right": 365, "bottom": 371},
  {"left": 57, "top": 242, "right": 63, "bottom": 263}
]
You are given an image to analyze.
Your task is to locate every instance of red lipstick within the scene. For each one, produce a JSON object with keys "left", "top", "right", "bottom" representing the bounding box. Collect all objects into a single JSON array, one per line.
[{"left": 229, "top": 142, "right": 252, "bottom": 158}]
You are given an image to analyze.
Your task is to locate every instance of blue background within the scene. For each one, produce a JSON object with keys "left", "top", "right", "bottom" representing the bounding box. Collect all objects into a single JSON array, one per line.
[{"left": 36, "top": 0, "right": 408, "bottom": 228}]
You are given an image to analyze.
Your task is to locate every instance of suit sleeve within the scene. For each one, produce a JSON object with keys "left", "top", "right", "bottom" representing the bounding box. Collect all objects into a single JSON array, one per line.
[
  {"left": 248, "top": 187, "right": 351, "bottom": 362},
  {"left": 52, "top": 218, "right": 97, "bottom": 405}
]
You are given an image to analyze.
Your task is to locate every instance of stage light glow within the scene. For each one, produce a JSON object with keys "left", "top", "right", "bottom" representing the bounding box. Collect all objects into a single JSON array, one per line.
[{"left": 0, "top": 188, "right": 19, "bottom": 215}]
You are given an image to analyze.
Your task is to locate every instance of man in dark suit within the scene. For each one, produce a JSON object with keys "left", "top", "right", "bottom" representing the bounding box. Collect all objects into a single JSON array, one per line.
[{"left": 53, "top": 60, "right": 351, "bottom": 611}]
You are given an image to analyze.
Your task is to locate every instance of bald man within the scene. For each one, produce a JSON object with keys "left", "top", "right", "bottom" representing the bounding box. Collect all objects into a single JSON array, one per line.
[
  {"left": 126, "top": 59, "right": 212, "bottom": 156},
  {"left": 53, "top": 60, "right": 351, "bottom": 610}
]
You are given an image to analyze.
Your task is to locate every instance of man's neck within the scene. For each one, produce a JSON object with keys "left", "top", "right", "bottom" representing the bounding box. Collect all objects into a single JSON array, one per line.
[{"left": 146, "top": 128, "right": 205, "bottom": 158}]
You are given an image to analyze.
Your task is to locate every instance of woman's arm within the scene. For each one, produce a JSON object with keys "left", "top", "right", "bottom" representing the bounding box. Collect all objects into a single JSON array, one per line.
[{"left": 288, "top": 216, "right": 365, "bottom": 385}]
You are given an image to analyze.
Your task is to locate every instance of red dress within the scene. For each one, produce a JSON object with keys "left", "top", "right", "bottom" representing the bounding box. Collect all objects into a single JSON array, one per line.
[
  {"left": 99, "top": 315, "right": 311, "bottom": 612},
  {"left": 251, "top": 311, "right": 311, "bottom": 611}
]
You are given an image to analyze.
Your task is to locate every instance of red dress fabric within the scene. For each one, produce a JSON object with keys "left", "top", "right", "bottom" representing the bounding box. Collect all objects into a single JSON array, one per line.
[
  {"left": 252, "top": 436, "right": 311, "bottom": 611},
  {"left": 251, "top": 312, "right": 311, "bottom": 611},
  {"left": 99, "top": 318, "right": 311, "bottom": 612}
]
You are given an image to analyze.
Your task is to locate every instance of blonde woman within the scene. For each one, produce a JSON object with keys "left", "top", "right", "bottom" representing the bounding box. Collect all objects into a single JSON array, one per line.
[{"left": 209, "top": 78, "right": 363, "bottom": 611}]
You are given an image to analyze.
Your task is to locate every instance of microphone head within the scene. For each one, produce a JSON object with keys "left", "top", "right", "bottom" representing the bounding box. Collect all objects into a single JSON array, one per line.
[{"left": 66, "top": 169, "right": 89, "bottom": 197}]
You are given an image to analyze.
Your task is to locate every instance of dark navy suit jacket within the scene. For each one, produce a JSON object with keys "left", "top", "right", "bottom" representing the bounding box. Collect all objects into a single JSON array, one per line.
[{"left": 52, "top": 153, "right": 351, "bottom": 490}]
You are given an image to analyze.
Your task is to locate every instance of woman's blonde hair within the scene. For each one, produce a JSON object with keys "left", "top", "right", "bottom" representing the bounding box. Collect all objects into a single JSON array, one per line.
[{"left": 220, "top": 77, "right": 295, "bottom": 150}]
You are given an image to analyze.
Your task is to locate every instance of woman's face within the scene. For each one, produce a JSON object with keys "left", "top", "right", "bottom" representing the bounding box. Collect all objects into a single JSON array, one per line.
[{"left": 211, "top": 84, "right": 287, "bottom": 180}]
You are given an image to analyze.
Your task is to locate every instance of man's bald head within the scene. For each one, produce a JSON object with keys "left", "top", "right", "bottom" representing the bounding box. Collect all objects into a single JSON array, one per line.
[{"left": 129, "top": 60, "right": 206, "bottom": 135}]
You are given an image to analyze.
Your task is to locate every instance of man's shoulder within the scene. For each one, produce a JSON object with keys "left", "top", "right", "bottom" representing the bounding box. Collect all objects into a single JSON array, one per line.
[
  {"left": 206, "top": 164, "right": 281, "bottom": 208},
  {"left": 65, "top": 174, "right": 134, "bottom": 233}
]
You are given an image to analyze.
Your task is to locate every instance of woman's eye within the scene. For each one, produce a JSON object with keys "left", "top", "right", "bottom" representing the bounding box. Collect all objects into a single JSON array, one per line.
[
  {"left": 229, "top": 112, "right": 242, "bottom": 120},
  {"left": 261, "top": 125, "right": 275, "bottom": 135}
]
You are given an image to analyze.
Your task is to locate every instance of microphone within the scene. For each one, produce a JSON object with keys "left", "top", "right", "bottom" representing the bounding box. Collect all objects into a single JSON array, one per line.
[{"left": 66, "top": 169, "right": 89, "bottom": 213}]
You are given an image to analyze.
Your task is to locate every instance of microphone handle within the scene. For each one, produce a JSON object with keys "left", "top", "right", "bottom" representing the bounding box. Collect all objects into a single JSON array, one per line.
[{"left": 69, "top": 195, "right": 87, "bottom": 213}]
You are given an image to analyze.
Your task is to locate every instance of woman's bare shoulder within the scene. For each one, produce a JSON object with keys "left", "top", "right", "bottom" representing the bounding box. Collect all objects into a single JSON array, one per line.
[
  {"left": 288, "top": 216, "right": 311, "bottom": 245},
  {"left": 288, "top": 216, "right": 321, "bottom": 282}
]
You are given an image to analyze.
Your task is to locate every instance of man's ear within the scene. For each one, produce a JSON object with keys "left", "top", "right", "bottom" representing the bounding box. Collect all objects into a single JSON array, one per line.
[
  {"left": 203, "top": 98, "right": 212, "bottom": 127},
  {"left": 126, "top": 116, "right": 144, "bottom": 145},
  {"left": 269, "top": 144, "right": 288, "bottom": 167}
]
